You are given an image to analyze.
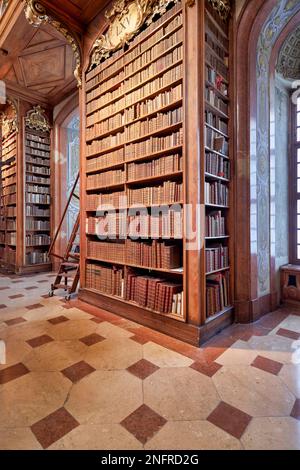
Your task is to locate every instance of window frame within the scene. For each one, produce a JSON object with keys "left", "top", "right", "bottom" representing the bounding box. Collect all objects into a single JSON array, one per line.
[{"left": 289, "top": 94, "right": 300, "bottom": 265}]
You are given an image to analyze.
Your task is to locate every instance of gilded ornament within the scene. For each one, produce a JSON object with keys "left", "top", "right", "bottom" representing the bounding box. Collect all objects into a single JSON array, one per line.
[
  {"left": 208, "top": 0, "right": 231, "bottom": 21},
  {"left": 1, "top": 99, "right": 18, "bottom": 137},
  {"left": 25, "top": 106, "right": 51, "bottom": 133}
]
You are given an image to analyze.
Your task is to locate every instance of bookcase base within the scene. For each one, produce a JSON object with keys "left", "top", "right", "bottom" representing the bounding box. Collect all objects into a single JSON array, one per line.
[
  {"left": 17, "top": 263, "right": 52, "bottom": 275},
  {"left": 79, "top": 288, "right": 201, "bottom": 347},
  {"left": 199, "top": 306, "right": 234, "bottom": 344}
]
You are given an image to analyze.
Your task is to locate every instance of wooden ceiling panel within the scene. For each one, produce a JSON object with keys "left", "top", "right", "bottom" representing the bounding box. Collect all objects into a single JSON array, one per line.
[
  {"left": 40, "top": 0, "right": 111, "bottom": 27},
  {"left": 19, "top": 46, "right": 66, "bottom": 87}
]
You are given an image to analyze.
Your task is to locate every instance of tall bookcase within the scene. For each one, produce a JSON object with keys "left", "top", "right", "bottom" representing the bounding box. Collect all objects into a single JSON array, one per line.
[
  {"left": 0, "top": 102, "right": 52, "bottom": 274},
  {"left": 0, "top": 100, "right": 18, "bottom": 271},
  {"left": 24, "top": 106, "right": 52, "bottom": 272},
  {"left": 79, "top": 0, "right": 234, "bottom": 345}
]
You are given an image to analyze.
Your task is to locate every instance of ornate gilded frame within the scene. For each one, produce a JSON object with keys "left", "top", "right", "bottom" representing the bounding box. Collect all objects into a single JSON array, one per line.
[
  {"left": 208, "top": 0, "right": 231, "bottom": 21},
  {"left": 25, "top": 105, "right": 51, "bottom": 133},
  {"left": 1, "top": 98, "right": 18, "bottom": 138},
  {"left": 23, "top": 0, "right": 82, "bottom": 87}
]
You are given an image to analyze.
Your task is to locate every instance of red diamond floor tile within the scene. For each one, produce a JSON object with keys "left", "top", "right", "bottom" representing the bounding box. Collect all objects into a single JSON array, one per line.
[
  {"left": 276, "top": 328, "right": 300, "bottom": 341},
  {"left": 0, "top": 287, "right": 10, "bottom": 291},
  {"left": 251, "top": 355, "right": 283, "bottom": 376},
  {"left": 0, "top": 363, "right": 30, "bottom": 385},
  {"left": 27, "top": 335, "right": 54, "bottom": 349},
  {"left": 207, "top": 401, "right": 252, "bottom": 439},
  {"left": 61, "top": 361, "right": 96, "bottom": 383},
  {"left": 121, "top": 404, "right": 167, "bottom": 444},
  {"left": 8, "top": 294, "right": 24, "bottom": 299},
  {"left": 127, "top": 359, "right": 159, "bottom": 380},
  {"left": 47, "top": 316, "right": 69, "bottom": 325},
  {"left": 190, "top": 361, "right": 222, "bottom": 377},
  {"left": 5, "top": 317, "right": 27, "bottom": 326},
  {"left": 25, "top": 287, "right": 39, "bottom": 291},
  {"left": 26, "top": 304, "right": 45, "bottom": 311},
  {"left": 291, "top": 399, "right": 300, "bottom": 421},
  {"left": 90, "top": 317, "right": 104, "bottom": 324},
  {"left": 31, "top": 407, "right": 79, "bottom": 449},
  {"left": 0, "top": 305, "right": 7, "bottom": 310},
  {"left": 79, "top": 333, "right": 106, "bottom": 346}
]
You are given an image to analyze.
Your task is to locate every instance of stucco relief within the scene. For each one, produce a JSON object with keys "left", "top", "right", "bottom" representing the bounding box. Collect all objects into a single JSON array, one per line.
[{"left": 255, "top": 0, "right": 300, "bottom": 297}]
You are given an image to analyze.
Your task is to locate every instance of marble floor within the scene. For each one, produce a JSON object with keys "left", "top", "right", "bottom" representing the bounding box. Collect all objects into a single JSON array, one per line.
[{"left": 0, "top": 271, "right": 300, "bottom": 450}]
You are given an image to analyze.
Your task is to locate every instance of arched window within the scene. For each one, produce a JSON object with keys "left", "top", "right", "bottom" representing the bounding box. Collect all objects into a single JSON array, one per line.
[{"left": 291, "top": 95, "right": 300, "bottom": 264}]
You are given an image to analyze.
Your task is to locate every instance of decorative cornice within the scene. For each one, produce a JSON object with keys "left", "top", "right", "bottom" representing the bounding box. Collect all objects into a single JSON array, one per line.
[
  {"left": 1, "top": 98, "right": 18, "bottom": 138},
  {"left": 208, "top": 0, "right": 231, "bottom": 21},
  {"left": 23, "top": 0, "right": 82, "bottom": 87},
  {"left": 89, "top": 0, "right": 178, "bottom": 70},
  {"left": 25, "top": 105, "right": 51, "bottom": 133}
]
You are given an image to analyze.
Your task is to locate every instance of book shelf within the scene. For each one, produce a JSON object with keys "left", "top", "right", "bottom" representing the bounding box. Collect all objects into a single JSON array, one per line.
[
  {"left": 204, "top": 0, "right": 233, "bottom": 323},
  {"left": 0, "top": 101, "right": 18, "bottom": 271},
  {"left": 23, "top": 106, "right": 52, "bottom": 273},
  {"left": 79, "top": 0, "right": 234, "bottom": 345}
]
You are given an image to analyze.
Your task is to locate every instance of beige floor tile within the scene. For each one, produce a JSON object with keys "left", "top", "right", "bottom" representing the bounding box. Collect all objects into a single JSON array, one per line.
[
  {"left": 0, "top": 321, "right": 50, "bottom": 342},
  {"left": 63, "top": 308, "right": 93, "bottom": 320},
  {"left": 65, "top": 370, "right": 143, "bottom": 425},
  {"left": 279, "top": 364, "right": 300, "bottom": 398},
  {"left": 143, "top": 342, "right": 193, "bottom": 368},
  {"left": 216, "top": 340, "right": 258, "bottom": 366},
  {"left": 144, "top": 368, "right": 220, "bottom": 421},
  {"left": 145, "top": 420, "right": 242, "bottom": 450},
  {"left": 84, "top": 338, "right": 143, "bottom": 370},
  {"left": 48, "top": 319, "right": 97, "bottom": 341},
  {"left": 49, "top": 424, "right": 143, "bottom": 450},
  {"left": 96, "top": 322, "right": 133, "bottom": 339},
  {"left": 0, "top": 371, "right": 71, "bottom": 427},
  {"left": 0, "top": 338, "right": 32, "bottom": 370},
  {"left": 213, "top": 365, "right": 295, "bottom": 417},
  {"left": 242, "top": 417, "right": 300, "bottom": 450},
  {"left": 0, "top": 427, "right": 42, "bottom": 450},
  {"left": 270, "top": 315, "right": 300, "bottom": 335},
  {"left": 23, "top": 340, "right": 87, "bottom": 371},
  {"left": 248, "top": 335, "right": 295, "bottom": 364}
]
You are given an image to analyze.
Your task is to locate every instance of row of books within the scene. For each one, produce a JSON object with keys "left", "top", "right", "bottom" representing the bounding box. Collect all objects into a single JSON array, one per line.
[
  {"left": 206, "top": 245, "right": 229, "bottom": 273},
  {"left": 205, "top": 66, "right": 228, "bottom": 96},
  {"left": 26, "top": 141, "right": 50, "bottom": 152},
  {"left": 86, "top": 191, "right": 125, "bottom": 211},
  {"left": 2, "top": 194, "right": 16, "bottom": 206},
  {"left": 87, "top": 210, "right": 183, "bottom": 239},
  {"left": 87, "top": 83, "right": 124, "bottom": 115},
  {"left": 5, "top": 232, "right": 16, "bottom": 245},
  {"left": 86, "top": 132, "right": 124, "bottom": 157},
  {"left": 87, "top": 169, "right": 125, "bottom": 190},
  {"left": 124, "top": 43, "right": 183, "bottom": 89},
  {"left": 206, "top": 152, "right": 230, "bottom": 178},
  {"left": 206, "top": 112, "right": 228, "bottom": 135},
  {"left": 86, "top": 263, "right": 123, "bottom": 297},
  {"left": 26, "top": 175, "right": 50, "bottom": 185},
  {"left": 126, "top": 239, "right": 181, "bottom": 269},
  {"left": 26, "top": 234, "right": 51, "bottom": 246},
  {"left": 128, "top": 181, "right": 183, "bottom": 206},
  {"left": 206, "top": 211, "right": 226, "bottom": 238},
  {"left": 206, "top": 272, "right": 230, "bottom": 318},
  {"left": 6, "top": 207, "right": 16, "bottom": 217},
  {"left": 2, "top": 166, "right": 16, "bottom": 179},
  {"left": 27, "top": 133, "right": 50, "bottom": 145},
  {"left": 125, "top": 271, "right": 183, "bottom": 315},
  {"left": 206, "top": 17, "right": 229, "bottom": 52},
  {"left": 86, "top": 54, "right": 124, "bottom": 91},
  {"left": 124, "top": 8, "right": 183, "bottom": 65},
  {"left": 205, "top": 33, "right": 228, "bottom": 64},
  {"left": 27, "top": 185, "right": 50, "bottom": 195},
  {"left": 26, "top": 147, "right": 50, "bottom": 159},
  {"left": 87, "top": 70, "right": 124, "bottom": 101},
  {"left": 6, "top": 220, "right": 16, "bottom": 231},
  {"left": 26, "top": 193, "right": 50, "bottom": 204},
  {"left": 27, "top": 157, "right": 50, "bottom": 167},
  {"left": 125, "top": 107, "right": 183, "bottom": 141},
  {"left": 128, "top": 154, "right": 183, "bottom": 181},
  {"left": 205, "top": 127, "right": 228, "bottom": 155},
  {"left": 205, "top": 181, "right": 229, "bottom": 206},
  {"left": 87, "top": 240, "right": 125, "bottom": 263},
  {"left": 206, "top": 50, "right": 228, "bottom": 82},
  {"left": 25, "top": 251, "right": 49, "bottom": 265},
  {"left": 0, "top": 247, "right": 16, "bottom": 264},
  {"left": 125, "top": 84, "right": 182, "bottom": 122},
  {"left": 86, "top": 97, "right": 125, "bottom": 129},
  {"left": 26, "top": 164, "right": 50, "bottom": 176},
  {"left": 125, "top": 129, "right": 183, "bottom": 160},
  {"left": 205, "top": 88, "right": 228, "bottom": 115},
  {"left": 126, "top": 63, "right": 183, "bottom": 108},
  {"left": 26, "top": 206, "right": 50, "bottom": 217},
  {"left": 2, "top": 175, "right": 16, "bottom": 187},
  {"left": 2, "top": 143, "right": 16, "bottom": 157},
  {"left": 2, "top": 185, "right": 16, "bottom": 196},
  {"left": 26, "top": 220, "right": 50, "bottom": 231},
  {"left": 87, "top": 148, "right": 124, "bottom": 173}
]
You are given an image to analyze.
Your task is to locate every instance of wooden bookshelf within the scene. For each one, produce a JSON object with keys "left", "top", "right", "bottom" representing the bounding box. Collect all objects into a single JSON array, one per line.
[
  {"left": 204, "top": 0, "right": 233, "bottom": 323},
  {"left": 79, "top": 0, "right": 234, "bottom": 345}
]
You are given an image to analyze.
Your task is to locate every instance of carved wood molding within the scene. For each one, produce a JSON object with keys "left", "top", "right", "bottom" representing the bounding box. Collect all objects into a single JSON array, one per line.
[
  {"left": 89, "top": 0, "right": 178, "bottom": 70},
  {"left": 208, "top": 0, "right": 231, "bottom": 21},
  {"left": 186, "top": 0, "right": 195, "bottom": 6},
  {"left": 1, "top": 98, "right": 18, "bottom": 137},
  {"left": 25, "top": 105, "right": 51, "bottom": 133},
  {"left": 23, "top": 0, "right": 82, "bottom": 87}
]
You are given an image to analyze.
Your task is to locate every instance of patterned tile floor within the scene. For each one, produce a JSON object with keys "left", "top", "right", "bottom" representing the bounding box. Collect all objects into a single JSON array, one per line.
[{"left": 0, "top": 272, "right": 300, "bottom": 450}]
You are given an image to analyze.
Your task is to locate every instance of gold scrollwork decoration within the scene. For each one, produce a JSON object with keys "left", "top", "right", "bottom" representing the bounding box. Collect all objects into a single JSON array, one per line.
[
  {"left": 89, "top": 0, "right": 178, "bottom": 70},
  {"left": 25, "top": 105, "right": 51, "bottom": 133},
  {"left": 208, "top": 0, "right": 231, "bottom": 21},
  {"left": 23, "top": 0, "right": 82, "bottom": 87},
  {"left": 186, "top": 0, "right": 195, "bottom": 6},
  {"left": 1, "top": 98, "right": 18, "bottom": 138}
]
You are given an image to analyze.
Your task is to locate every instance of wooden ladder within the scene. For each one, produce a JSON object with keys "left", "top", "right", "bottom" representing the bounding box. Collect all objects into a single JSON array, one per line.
[{"left": 48, "top": 173, "right": 80, "bottom": 301}]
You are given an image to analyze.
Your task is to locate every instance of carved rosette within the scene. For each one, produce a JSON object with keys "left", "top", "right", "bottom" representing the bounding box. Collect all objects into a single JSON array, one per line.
[
  {"left": 208, "top": 0, "right": 231, "bottom": 21},
  {"left": 23, "top": 0, "right": 82, "bottom": 87},
  {"left": 25, "top": 105, "right": 51, "bottom": 133},
  {"left": 89, "top": 0, "right": 178, "bottom": 70},
  {"left": 1, "top": 99, "right": 18, "bottom": 138}
]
